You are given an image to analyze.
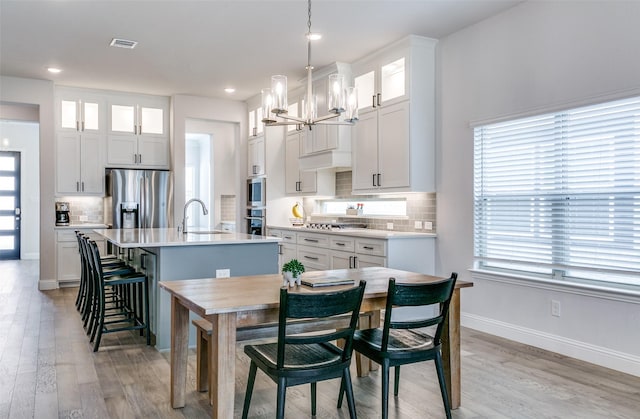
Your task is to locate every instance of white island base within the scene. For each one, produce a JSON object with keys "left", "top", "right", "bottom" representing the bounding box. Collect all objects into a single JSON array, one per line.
[{"left": 93, "top": 228, "right": 280, "bottom": 350}]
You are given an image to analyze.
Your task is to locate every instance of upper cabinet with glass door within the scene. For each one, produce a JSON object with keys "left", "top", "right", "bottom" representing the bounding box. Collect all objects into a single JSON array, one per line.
[
  {"left": 106, "top": 93, "right": 170, "bottom": 169},
  {"left": 248, "top": 106, "right": 264, "bottom": 138},
  {"left": 56, "top": 87, "right": 105, "bottom": 134}
]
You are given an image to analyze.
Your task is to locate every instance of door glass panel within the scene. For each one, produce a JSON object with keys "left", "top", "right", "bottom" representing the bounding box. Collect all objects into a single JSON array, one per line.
[
  {"left": 354, "top": 71, "right": 375, "bottom": 110},
  {"left": 0, "top": 236, "right": 14, "bottom": 250},
  {"left": 111, "top": 105, "right": 135, "bottom": 133},
  {"left": 0, "top": 156, "right": 15, "bottom": 170},
  {"left": 0, "top": 216, "right": 14, "bottom": 230},
  {"left": 381, "top": 57, "right": 405, "bottom": 102},
  {"left": 0, "top": 176, "right": 15, "bottom": 191},
  {"left": 0, "top": 196, "right": 15, "bottom": 210},
  {"left": 61, "top": 100, "right": 77, "bottom": 129},
  {"left": 140, "top": 107, "right": 163, "bottom": 134},
  {"left": 83, "top": 102, "right": 100, "bottom": 130}
]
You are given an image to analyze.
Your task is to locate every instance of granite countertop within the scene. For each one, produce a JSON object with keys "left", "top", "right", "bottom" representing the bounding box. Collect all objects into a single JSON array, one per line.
[
  {"left": 266, "top": 225, "right": 436, "bottom": 239},
  {"left": 92, "top": 228, "right": 281, "bottom": 248}
]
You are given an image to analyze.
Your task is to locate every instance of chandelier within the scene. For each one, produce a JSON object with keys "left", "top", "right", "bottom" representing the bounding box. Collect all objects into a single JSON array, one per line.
[{"left": 261, "top": 0, "right": 358, "bottom": 129}]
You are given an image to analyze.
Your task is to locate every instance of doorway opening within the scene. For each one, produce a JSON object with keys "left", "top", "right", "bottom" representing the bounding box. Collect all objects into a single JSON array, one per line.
[{"left": 185, "top": 133, "right": 212, "bottom": 230}]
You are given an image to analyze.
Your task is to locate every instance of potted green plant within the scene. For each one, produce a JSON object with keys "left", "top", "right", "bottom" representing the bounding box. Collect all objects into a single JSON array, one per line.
[{"left": 282, "top": 259, "right": 305, "bottom": 287}]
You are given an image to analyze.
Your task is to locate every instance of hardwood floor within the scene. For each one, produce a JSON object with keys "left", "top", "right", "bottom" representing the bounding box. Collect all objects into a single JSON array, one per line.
[{"left": 1, "top": 259, "right": 639, "bottom": 418}]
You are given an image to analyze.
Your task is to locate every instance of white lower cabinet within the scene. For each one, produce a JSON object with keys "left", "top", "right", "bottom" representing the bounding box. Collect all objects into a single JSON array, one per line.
[
  {"left": 267, "top": 228, "right": 435, "bottom": 274},
  {"left": 56, "top": 229, "right": 107, "bottom": 285}
]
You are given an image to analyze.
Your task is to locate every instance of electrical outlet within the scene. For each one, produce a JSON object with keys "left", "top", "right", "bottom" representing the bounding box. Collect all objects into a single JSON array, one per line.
[
  {"left": 79, "top": 215, "right": 88, "bottom": 222},
  {"left": 551, "top": 300, "right": 561, "bottom": 317},
  {"left": 424, "top": 221, "right": 433, "bottom": 230},
  {"left": 386, "top": 222, "right": 394, "bottom": 230},
  {"left": 414, "top": 221, "right": 423, "bottom": 229},
  {"left": 216, "top": 269, "right": 231, "bottom": 278}
]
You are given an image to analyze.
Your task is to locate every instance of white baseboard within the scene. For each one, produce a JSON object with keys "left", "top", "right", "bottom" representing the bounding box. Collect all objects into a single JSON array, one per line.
[
  {"left": 461, "top": 312, "right": 640, "bottom": 377},
  {"left": 38, "top": 279, "right": 58, "bottom": 291},
  {"left": 22, "top": 252, "right": 39, "bottom": 260}
]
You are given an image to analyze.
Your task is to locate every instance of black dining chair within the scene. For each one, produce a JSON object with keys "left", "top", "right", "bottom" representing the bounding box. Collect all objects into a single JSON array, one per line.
[
  {"left": 242, "top": 280, "right": 367, "bottom": 419},
  {"left": 339, "top": 273, "right": 458, "bottom": 419}
]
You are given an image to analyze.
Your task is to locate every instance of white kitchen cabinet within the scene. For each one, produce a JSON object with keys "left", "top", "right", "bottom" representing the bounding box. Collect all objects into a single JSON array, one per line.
[
  {"left": 247, "top": 135, "right": 266, "bottom": 177},
  {"left": 267, "top": 229, "right": 297, "bottom": 272},
  {"left": 329, "top": 236, "right": 386, "bottom": 269},
  {"left": 55, "top": 88, "right": 106, "bottom": 195},
  {"left": 248, "top": 106, "right": 264, "bottom": 138},
  {"left": 351, "top": 36, "right": 436, "bottom": 194},
  {"left": 297, "top": 63, "right": 353, "bottom": 171},
  {"left": 56, "top": 229, "right": 107, "bottom": 285},
  {"left": 107, "top": 94, "right": 169, "bottom": 168},
  {"left": 285, "top": 130, "right": 335, "bottom": 196},
  {"left": 56, "top": 132, "right": 104, "bottom": 194}
]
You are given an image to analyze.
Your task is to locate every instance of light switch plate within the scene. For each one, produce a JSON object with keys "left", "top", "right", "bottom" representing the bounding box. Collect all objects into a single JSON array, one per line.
[
  {"left": 424, "top": 221, "right": 433, "bottom": 230},
  {"left": 386, "top": 222, "right": 394, "bottom": 230},
  {"left": 414, "top": 221, "right": 423, "bottom": 229}
]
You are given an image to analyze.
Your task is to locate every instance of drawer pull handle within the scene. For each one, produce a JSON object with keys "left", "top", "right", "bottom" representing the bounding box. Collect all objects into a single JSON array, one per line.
[
  {"left": 284, "top": 236, "right": 293, "bottom": 240},
  {"left": 336, "top": 242, "right": 345, "bottom": 246},
  {"left": 363, "top": 246, "right": 374, "bottom": 250},
  {"left": 304, "top": 255, "right": 319, "bottom": 260},
  {"left": 304, "top": 238, "right": 319, "bottom": 243}
]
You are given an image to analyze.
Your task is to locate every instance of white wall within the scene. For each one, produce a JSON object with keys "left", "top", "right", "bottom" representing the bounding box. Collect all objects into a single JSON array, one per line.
[
  {"left": 172, "top": 95, "right": 246, "bottom": 231},
  {"left": 438, "top": 1, "right": 640, "bottom": 375},
  {"left": 0, "top": 76, "right": 55, "bottom": 290},
  {"left": 0, "top": 120, "right": 40, "bottom": 259}
]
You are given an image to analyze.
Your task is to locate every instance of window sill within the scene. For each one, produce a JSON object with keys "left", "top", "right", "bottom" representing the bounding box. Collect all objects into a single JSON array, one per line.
[
  {"left": 469, "top": 268, "right": 640, "bottom": 303},
  {"left": 311, "top": 213, "right": 409, "bottom": 220}
]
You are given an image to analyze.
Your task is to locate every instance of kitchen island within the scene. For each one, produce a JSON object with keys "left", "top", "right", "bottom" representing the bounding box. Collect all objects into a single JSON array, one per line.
[{"left": 93, "top": 228, "right": 281, "bottom": 350}]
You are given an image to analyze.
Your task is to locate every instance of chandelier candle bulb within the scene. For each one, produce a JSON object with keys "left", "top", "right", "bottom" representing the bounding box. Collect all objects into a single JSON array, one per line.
[
  {"left": 328, "top": 74, "right": 345, "bottom": 114},
  {"left": 271, "top": 75, "right": 287, "bottom": 114},
  {"left": 261, "top": 88, "right": 276, "bottom": 123},
  {"left": 346, "top": 87, "right": 359, "bottom": 122}
]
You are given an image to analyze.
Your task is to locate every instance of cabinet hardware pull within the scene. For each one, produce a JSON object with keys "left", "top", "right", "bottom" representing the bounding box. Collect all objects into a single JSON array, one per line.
[
  {"left": 81, "top": 121, "right": 85, "bottom": 132},
  {"left": 81, "top": 182, "right": 84, "bottom": 192},
  {"left": 76, "top": 181, "right": 80, "bottom": 191},
  {"left": 348, "top": 256, "right": 353, "bottom": 269},
  {"left": 377, "top": 93, "right": 381, "bottom": 107},
  {"left": 76, "top": 121, "right": 79, "bottom": 131},
  {"left": 127, "top": 248, "right": 133, "bottom": 261},
  {"left": 372, "top": 174, "right": 376, "bottom": 187},
  {"left": 336, "top": 242, "right": 345, "bottom": 246},
  {"left": 284, "top": 236, "right": 292, "bottom": 240},
  {"left": 304, "top": 255, "right": 319, "bottom": 260},
  {"left": 377, "top": 173, "right": 381, "bottom": 186},
  {"left": 372, "top": 95, "right": 376, "bottom": 108},
  {"left": 138, "top": 154, "right": 142, "bottom": 164},
  {"left": 278, "top": 244, "right": 283, "bottom": 255},
  {"left": 304, "top": 238, "right": 319, "bottom": 243},
  {"left": 139, "top": 125, "right": 142, "bottom": 135},
  {"left": 141, "top": 253, "right": 147, "bottom": 270},
  {"left": 353, "top": 256, "right": 358, "bottom": 268},
  {"left": 363, "top": 246, "right": 374, "bottom": 250}
]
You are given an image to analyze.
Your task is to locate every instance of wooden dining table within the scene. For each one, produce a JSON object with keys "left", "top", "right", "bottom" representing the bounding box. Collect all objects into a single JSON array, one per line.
[{"left": 159, "top": 267, "right": 473, "bottom": 419}]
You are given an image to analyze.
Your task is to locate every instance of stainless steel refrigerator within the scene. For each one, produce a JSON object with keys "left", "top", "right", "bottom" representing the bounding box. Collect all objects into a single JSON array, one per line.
[{"left": 106, "top": 169, "right": 174, "bottom": 229}]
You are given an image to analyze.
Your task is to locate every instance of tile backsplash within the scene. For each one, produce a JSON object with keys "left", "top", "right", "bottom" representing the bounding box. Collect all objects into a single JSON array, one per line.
[
  {"left": 220, "top": 195, "right": 236, "bottom": 222},
  {"left": 304, "top": 171, "right": 436, "bottom": 233},
  {"left": 57, "top": 197, "right": 105, "bottom": 224}
]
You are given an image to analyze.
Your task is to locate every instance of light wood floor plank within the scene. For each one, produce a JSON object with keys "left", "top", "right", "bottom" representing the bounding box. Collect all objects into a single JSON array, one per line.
[{"left": 1, "top": 259, "right": 639, "bottom": 419}]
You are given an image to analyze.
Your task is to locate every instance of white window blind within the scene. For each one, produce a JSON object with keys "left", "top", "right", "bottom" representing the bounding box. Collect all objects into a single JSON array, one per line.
[{"left": 474, "top": 96, "right": 640, "bottom": 286}]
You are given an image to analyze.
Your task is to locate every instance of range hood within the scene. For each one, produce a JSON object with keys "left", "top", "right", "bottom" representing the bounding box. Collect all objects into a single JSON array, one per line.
[{"left": 298, "top": 149, "right": 351, "bottom": 171}]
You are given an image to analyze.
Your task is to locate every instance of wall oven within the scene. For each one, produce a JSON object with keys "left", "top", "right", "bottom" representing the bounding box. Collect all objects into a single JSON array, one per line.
[
  {"left": 247, "top": 177, "right": 266, "bottom": 207},
  {"left": 246, "top": 208, "right": 265, "bottom": 236}
]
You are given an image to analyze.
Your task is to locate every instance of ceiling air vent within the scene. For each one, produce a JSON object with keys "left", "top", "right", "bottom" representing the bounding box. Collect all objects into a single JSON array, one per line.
[{"left": 110, "top": 38, "right": 138, "bottom": 49}]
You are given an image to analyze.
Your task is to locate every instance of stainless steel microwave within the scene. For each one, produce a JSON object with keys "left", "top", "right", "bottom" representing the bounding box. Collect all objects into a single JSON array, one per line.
[{"left": 247, "top": 177, "right": 266, "bottom": 207}]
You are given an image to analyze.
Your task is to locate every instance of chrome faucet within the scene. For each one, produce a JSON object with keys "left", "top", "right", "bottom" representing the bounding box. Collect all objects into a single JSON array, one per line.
[{"left": 181, "top": 198, "right": 208, "bottom": 233}]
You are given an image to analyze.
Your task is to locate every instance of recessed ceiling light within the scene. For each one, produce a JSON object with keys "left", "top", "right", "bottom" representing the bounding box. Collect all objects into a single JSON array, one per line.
[
  {"left": 47, "top": 67, "right": 62, "bottom": 74},
  {"left": 224, "top": 88, "right": 236, "bottom": 93},
  {"left": 306, "top": 32, "right": 322, "bottom": 41},
  {"left": 110, "top": 38, "right": 138, "bottom": 49}
]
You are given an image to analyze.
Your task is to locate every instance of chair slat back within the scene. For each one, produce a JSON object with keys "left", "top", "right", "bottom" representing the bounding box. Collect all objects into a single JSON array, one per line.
[
  {"left": 381, "top": 273, "right": 458, "bottom": 351},
  {"left": 276, "top": 281, "right": 367, "bottom": 369}
]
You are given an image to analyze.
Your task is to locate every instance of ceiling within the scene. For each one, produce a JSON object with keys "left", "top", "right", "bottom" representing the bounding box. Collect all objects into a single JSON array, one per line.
[{"left": 0, "top": 0, "right": 522, "bottom": 101}]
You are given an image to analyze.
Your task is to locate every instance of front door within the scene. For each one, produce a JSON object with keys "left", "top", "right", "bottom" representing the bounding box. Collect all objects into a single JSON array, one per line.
[{"left": 0, "top": 151, "right": 21, "bottom": 260}]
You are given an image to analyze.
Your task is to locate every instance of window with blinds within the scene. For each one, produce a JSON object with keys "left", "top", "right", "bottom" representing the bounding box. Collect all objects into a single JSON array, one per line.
[{"left": 473, "top": 96, "right": 640, "bottom": 287}]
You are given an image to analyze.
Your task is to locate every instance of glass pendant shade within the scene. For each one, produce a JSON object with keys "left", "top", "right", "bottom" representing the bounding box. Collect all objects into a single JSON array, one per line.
[
  {"left": 271, "top": 75, "right": 288, "bottom": 114},
  {"left": 345, "top": 87, "right": 359, "bottom": 122},
  {"left": 327, "top": 74, "right": 345, "bottom": 114},
  {"left": 261, "top": 88, "right": 276, "bottom": 123}
]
